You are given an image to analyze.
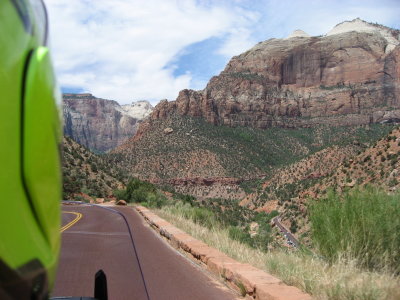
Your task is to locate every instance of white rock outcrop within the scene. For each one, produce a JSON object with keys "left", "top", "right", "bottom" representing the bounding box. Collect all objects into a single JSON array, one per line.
[
  {"left": 286, "top": 29, "right": 311, "bottom": 39},
  {"left": 327, "top": 18, "right": 399, "bottom": 53},
  {"left": 118, "top": 100, "right": 153, "bottom": 120}
]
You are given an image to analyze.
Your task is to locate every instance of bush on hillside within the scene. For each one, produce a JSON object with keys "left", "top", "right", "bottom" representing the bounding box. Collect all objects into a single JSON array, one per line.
[
  {"left": 113, "top": 189, "right": 126, "bottom": 200},
  {"left": 228, "top": 226, "right": 252, "bottom": 245},
  {"left": 118, "top": 177, "right": 166, "bottom": 208}
]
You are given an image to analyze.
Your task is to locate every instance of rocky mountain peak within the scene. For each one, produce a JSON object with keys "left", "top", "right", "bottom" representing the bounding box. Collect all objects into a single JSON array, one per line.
[
  {"left": 64, "top": 93, "right": 94, "bottom": 98},
  {"left": 286, "top": 29, "right": 310, "bottom": 39},
  {"left": 327, "top": 18, "right": 399, "bottom": 53},
  {"left": 148, "top": 19, "right": 400, "bottom": 130},
  {"left": 118, "top": 100, "right": 153, "bottom": 120}
]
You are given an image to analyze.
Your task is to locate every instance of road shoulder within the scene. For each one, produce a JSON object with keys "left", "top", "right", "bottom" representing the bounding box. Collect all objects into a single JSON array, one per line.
[{"left": 134, "top": 205, "right": 312, "bottom": 300}]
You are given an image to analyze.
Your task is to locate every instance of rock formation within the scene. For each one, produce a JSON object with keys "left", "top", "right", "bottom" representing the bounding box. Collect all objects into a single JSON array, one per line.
[
  {"left": 286, "top": 30, "right": 310, "bottom": 39},
  {"left": 150, "top": 19, "right": 400, "bottom": 128},
  {"left": 63, "top": 93, "right": 153, "bottom": 152},
  {"left": 110, "top": 19, "right": 399, "bottom": 200}
]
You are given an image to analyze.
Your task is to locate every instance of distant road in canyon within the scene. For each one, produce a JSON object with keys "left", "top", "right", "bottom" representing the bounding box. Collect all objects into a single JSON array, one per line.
[
  {"left": 52, "top": 204, "right": 238, "bottom": 300},
  {"left": 273, "top": 216, "right": 300, "bottom": 248}
]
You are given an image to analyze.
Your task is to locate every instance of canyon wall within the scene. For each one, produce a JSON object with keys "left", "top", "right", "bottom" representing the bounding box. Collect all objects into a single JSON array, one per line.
[
  {"left": 63, "top": 93, "right": 153, "bottom": 152},
  {"left": 150, "top": 19, "right": 400, "bottom": 129}
]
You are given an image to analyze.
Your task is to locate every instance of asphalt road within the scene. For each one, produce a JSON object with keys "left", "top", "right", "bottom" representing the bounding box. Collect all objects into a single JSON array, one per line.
[
  {"left": 272, "top": 216, "right": 300, "bottom": 248},
  {"left": 52, "top": 204, "right": 238, "bottom": 300}
]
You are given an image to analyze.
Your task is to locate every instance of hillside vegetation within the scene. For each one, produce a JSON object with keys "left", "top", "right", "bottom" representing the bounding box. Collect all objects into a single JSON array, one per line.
[
  {"left": 111, "top": 115, "right": 394, "bottom": 182},
  {"left": 236, "top": 126, "right": 398, "bottom": 237},
  {"left": 62, "top": 136, "right": 127, "bottom": 200},
  {"left": 313, "top": 127, "right": 400, "bottom": 193}
]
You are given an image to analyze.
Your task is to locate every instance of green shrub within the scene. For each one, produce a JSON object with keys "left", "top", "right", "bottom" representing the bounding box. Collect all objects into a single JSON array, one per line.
[
  {"left": 228, "top": 226, "right": 252, "bottom": 245},
  {"left": 189, "top": 207, "right": 216, "bottom": 228},
  {"left": 166, "top": 202, "right": 217, "bottom": 229},
  {"left": 290, "top": 219, "right": 298, "bottom": 233},
  {"left": 309, "top": 187, "right": 400, "bottom": 273},
  {"left": 146, "top": 192, "right": 167, "bottom": 208},
  {"left": 91, "top": 164, "right": 97, "bottom": 172},
  {"left": 124, "top": 178, "right": 153, "bottom": 203},
  {"left": 74, "top": 194, "right": 88, "bottom": 202},
  {"left": 113, "top": 189, "right": 126, "bottom": 200},
  {"left": 388, "top": 178, "right": 398, "bottom": 187},
  {"left": 174, "top": 193, "right": 197, "bottom": 206},
  {"left": 253, "top": 210, "right": 278, "bottom": 224},
  {"left": 269, "top": 210, "right": 279, "bottom": 218},
  {"left": 129, "top": 187, "right": 149, "bottom": 203},
  {"left": 120, "top": 177, "right": 167, "bottom": 208}
]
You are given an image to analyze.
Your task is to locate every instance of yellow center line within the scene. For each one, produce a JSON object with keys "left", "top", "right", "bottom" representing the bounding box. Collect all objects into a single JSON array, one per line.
[{"left": 61, "top": 211, "right": 83, "bottom": 232}]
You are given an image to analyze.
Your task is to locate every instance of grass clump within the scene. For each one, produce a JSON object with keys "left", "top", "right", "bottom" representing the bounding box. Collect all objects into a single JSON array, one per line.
[
  {"left": 309, "top": 187, "right": 400, "bottom": 274},
  {"left": 180, "top": 206, "right": 217, "bottom": 229}
]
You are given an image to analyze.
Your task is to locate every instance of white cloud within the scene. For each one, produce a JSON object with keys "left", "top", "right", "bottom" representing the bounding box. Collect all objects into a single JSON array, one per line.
[
  {"left": 46, "top": 0, "right": 400, "bottom": 105},
  {"left": 217, "top": 7, "right": 261, "bottom": 57},
  {"left": 46, "top": 0, "right": 248, "bottom": 104}
]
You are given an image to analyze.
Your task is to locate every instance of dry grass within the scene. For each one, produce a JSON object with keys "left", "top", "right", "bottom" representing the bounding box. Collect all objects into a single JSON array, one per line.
[{"left": 155, "top": 204, "right": 400, "bottom": 300}]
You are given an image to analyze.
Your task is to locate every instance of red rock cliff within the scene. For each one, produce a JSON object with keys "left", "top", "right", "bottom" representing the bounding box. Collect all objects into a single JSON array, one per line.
[{"left": 150, "top": 19, "right": 400, "bottom": 128}]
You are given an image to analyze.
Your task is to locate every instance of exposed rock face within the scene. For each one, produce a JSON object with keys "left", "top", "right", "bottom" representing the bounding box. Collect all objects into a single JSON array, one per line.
[
  {"left": 117, "top": 100, "right": 153, "bottom": 120},
  {"left": 63, "top": 93, "right": 153, "bottom": 152},
  {"left": 150, "top": 19, "right": 400, "bottom": 128},
  {"left": 149, "top": 176, "right": 246, "bottom": 200},
  {"left": 150, "top": 176, "right": 243, "bottom": 186},
  {"left": 287, "top": 30, "right": 310, "bottom": 39},
  {"left": 116, "top": 200, "right": 127, "bottom": 206}
]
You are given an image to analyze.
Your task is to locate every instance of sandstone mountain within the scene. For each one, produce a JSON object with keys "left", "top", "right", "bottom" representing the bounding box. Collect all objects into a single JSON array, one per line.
[
  {"left": 112, "top": 19, "right": 399, "bottom": 193},
  {"left": 63, "top": 93, "right": 153, "bottom": 152},
  {"left": 150, "top": 18, "right": 400, "bottom": 128}
]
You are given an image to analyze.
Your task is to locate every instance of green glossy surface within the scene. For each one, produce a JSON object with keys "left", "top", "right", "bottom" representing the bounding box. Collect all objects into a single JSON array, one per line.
[
  {"left": 23, "top": 46, "right": 62, "bottom": 283},
  {"left": 0, "top": 0, "right": 61, "bottom": 287}
]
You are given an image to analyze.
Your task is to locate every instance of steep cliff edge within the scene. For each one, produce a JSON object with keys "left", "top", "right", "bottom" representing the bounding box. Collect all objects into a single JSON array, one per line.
[
  {"left": 63, "top": 93, "right": 153, "bottom": 152},
  {"left": 151, "top": 19, "right": 400, "bottom": 128}
]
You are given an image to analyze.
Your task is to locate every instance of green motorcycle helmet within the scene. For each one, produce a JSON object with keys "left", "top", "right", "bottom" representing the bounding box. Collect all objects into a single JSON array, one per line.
[{"left": 0, "top": 0, "right": 62, "bottom": 299}]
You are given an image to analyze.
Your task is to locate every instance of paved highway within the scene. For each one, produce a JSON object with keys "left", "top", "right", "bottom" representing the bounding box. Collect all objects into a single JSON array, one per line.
[
  {"left": 272, "top": 216, "right": 300, "bottom": 248},
  {"left": 52, "top": 204, "right": 238, "bottom": 300}
]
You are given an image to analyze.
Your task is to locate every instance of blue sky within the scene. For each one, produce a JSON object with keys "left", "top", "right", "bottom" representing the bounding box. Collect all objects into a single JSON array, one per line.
[
  {"left": 166, "top": 36, "right": 228, "bottom": 90},
  {"left": 46, "top": 0, "right": 400, "bottom": 105}
]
